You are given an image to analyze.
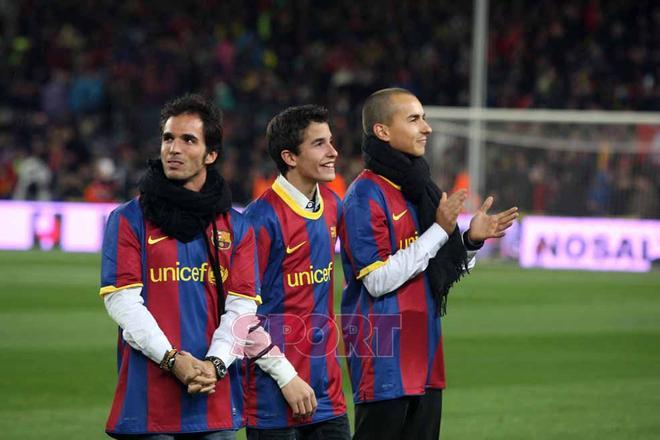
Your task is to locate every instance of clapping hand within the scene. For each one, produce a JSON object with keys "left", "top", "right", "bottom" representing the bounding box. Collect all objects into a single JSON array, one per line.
[
  {"left": 467, "top": 196, "right": 518, "bottom": 243},
  {"left": 435, "top": 189, "right": 468, "bottom": 234}
]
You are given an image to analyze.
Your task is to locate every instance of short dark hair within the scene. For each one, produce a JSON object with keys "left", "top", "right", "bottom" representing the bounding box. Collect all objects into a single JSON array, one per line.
[
  {"left": 160, "top": 94, "right": 223, "bottom": 157},
  {"left": 266, "top": 104, "right": 329, "bottom": 175},
  {"left": 361, "top": 88, "right": 414, "bottom": 136}
]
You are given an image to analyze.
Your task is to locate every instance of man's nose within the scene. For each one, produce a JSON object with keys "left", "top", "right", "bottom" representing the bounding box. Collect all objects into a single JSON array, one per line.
[
  {"left": 168, "top": 139, "right": 182, "bottom": 153},
  {"left": 421, "top": 119, "right": 432, "bottom": 134}
]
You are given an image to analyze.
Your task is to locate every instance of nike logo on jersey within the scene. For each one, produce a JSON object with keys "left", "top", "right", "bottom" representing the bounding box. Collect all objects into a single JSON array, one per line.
[
  {"left": 286, "top": 241, "right": 307, "bottom": 254},
  {"left": 148, "top": 235, "right": 168, "bottom": 245},
  {"left": 392, "top": 210, "right": 408, "bottom": 221}
]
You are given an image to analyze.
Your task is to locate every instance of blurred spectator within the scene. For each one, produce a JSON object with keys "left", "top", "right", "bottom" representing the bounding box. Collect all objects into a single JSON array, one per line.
[
  {"left": 0, "top": 0, "right": 656, "bottom": 219},
  {"left": 83, "top": 157, "right": 118, "bottom": 203},
  {"left": 12, "top": 140, "right": 52, "bottom": 201}
]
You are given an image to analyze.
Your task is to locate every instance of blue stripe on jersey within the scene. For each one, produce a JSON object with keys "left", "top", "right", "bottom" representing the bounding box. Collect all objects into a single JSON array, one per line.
[
  {"left": 342, "top": 181, "right": 386, "bottom": 271},
  {"left": 177, "top": 237, "right": 210, "bottom": 430},
  {"left": 253, "top": 202, "right": 284, "bottom": 316},
  {"left": 419, "top": 187, "right": 441, "bottom": 380},
  {"left": 101, "top": 199, "right": 144, "bottom": 289},
  {"left": 367, "top": 289, "right": 404, "bottom": 399},
  {"left": 229, "top": 361, "right": 244, "bottom": 428},
  {"left": 112, "top": 201, "right": 149, "bottom": 433},
  {"left": 304, "top": 217, "right": 337, "bottom": 423},
  {"left": 117, "top": 350, "right": 148, "bottom": 432},
  {"left": 245, "top": 197, "right": 291, "bottom": 428},
  {"left": 100, "top": 209, "right": 120, "bottom": 286},
  {"left": 255, "top": 366, "right": 290, "bottom": 426}
]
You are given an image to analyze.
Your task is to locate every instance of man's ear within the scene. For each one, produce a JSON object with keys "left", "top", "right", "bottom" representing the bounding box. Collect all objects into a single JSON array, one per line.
[
  {"left": 281, "top": 150, "right": 297, "bottom": 168},
  {"left": 205, "top": 150, "right": 218, "bottom": 165},
  {"left": 373, "top": 123, "right": 390, "bottom": 142}
]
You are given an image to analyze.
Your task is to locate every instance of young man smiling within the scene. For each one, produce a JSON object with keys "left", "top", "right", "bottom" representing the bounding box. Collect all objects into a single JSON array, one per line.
[
  {"left": 243, "top": 105, "right": 349, "bottom": 439},
  {"left": 339, "top": 88, "right": 518, "bottom": 440}
]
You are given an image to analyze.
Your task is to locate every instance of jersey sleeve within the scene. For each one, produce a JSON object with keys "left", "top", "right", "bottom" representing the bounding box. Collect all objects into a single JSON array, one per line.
[
  {"left": 243, "top": 200, "right": 277, "bottom": 287},
  {"left": 226, "top": 215, "right": 262, "bottom": 304},
  {"left": 341, "top": 183, "right": 392, "bottom": 280},
  {"left": 99, "top": 208, "right": 143, "bottom": 296}
]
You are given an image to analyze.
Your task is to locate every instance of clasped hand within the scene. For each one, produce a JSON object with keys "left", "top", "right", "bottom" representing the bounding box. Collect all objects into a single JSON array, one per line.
[{"left": 171, "top": 351, "right": 218, "bottom": 394}]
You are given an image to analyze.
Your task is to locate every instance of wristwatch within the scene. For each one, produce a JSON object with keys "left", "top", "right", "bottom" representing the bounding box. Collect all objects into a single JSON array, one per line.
[
  {"left": 160, "top": 348, "right": 179, "bottom": 372},
  {"left": 205, "top": 356, "right": 227, "bottom": 379}
]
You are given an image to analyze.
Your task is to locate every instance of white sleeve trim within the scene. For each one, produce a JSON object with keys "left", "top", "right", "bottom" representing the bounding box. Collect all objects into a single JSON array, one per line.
[
  {"left": 206, "top": 294, "right": 257, "bottom": 367},
  {"left": 254, "top": 355, "right": 298, "bottom": 388},
  {"left": 103, "top": 286, "right": 172, "bottom": 364},
  {"left": 362, "top": 223, "right": 449, "bottom": 297}
]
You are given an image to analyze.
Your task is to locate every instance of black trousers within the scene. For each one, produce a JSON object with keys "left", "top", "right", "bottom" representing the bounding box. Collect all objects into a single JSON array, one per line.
[
  {"left": 353, "top": 389, "right": 443, "bottom": 440},
  {"left": 246, "top": 414, "right": 351, "bottom": 440}
]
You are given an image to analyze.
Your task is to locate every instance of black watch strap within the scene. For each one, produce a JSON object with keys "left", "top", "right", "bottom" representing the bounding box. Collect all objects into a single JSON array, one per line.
[
  {"left": 205, "top": 356, "right": 227, "bottom": 379},
  {"left": 463, "top": 230, "right": 484, "bottom": 251}
]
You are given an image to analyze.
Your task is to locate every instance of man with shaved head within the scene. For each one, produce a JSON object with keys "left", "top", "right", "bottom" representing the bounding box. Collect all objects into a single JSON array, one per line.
[{"left": 339, "top": 88, "right": 518, "bottom": 439}]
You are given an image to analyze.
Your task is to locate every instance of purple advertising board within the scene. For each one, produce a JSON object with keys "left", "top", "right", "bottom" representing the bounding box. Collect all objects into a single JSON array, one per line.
[
  {"left": 0, "top": 201, "right": 117, "bottom": 252},
  {"left": 2, "top": 201, "right": 657, "bottom": 273},
  {"left": 520, "top": 216, "right": 660, "bottom": 272}
]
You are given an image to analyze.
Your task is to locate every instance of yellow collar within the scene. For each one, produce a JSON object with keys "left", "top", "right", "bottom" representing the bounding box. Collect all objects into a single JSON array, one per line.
[
  {"left": 375, "top": 173, "right": 401, "bottom": 190},
  {"left": 272, "top": 178, "right": 324, "bottom": 220}
]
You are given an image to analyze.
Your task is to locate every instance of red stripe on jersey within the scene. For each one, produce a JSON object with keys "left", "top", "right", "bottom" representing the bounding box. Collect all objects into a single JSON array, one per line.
[
  {"left": 206, "top": 213, "right": 239, "bottom": 428},
  {"left": 106, "top": 340, "right": 130, "bottom": 431},
  {"left": 207, "top": 369, "right": 232, "bottom": 428},
  {"left": 388, "top": 188, "right": 429, "bottom": 394},
  {"left": 245, "top": 362, "right": 258, "bottom": 425},
  {"left": 222, "top": 215, "right": 258, "bottom": 300},
  {"left": 145, "top": 225, "right": 182, "bottom": 432},
  {"left": 396, "top": 277, "right": 429, "bottom": 394},
  {"left": 256, "top": 225, "right": 272, "bottom": 283},
  {"left": 116, "top": 215, "right": 142, "bottom": 288},
  {"left": 428, "top": 335, "right": 446, "bottom": 388}
]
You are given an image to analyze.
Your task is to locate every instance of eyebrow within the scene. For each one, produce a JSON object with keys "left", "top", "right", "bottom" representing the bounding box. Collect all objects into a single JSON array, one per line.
[
  {"left": 162, "top": 131, "right": 199, "bottom": 141},
  {"left": 407, "top": 112, "right": 425, "bottom": 120}
]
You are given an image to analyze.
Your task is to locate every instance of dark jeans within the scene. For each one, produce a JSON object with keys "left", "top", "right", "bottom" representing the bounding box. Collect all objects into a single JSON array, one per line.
[
  {"left": 353, "top": 389, "right": 443, "bottom": 440},
  {"left": 246, "top": 414, "right": 351, "bottom": 440}
]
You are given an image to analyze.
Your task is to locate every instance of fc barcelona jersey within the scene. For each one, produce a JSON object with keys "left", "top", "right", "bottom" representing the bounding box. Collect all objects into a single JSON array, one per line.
[
  {"left": 100, "top": 198, "right": 259, "bottom": 435},
  {"left": 339, "top": 170, "right": 445, "bottom": 404},
  {"left": 243, "top": 181, "right": 346, "bottom": 428}
]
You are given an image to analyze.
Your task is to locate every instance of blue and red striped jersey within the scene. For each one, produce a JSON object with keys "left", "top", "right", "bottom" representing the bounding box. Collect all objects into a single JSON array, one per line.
[
  {"left": 243, "top": 181, "right": 346, "bottom": 428},
  {"left": 100, "top": 198, "right": 259, "bottom": 435},
  {"left": 339, "top": 170, "right": 445, "bottom": 404}
]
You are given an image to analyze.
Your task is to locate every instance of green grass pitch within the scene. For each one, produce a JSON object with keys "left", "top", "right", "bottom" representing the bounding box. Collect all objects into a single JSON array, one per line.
[{"left": 0, "top": 250, "right": 659, "bottom": 439}]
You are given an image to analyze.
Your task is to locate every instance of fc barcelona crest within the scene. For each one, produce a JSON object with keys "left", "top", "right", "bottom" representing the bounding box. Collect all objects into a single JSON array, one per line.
[
  {"left": 208, "top": 265, "right": 229, "bottom": 285},
  {"left": 212, "top": 230, "right": 232, "bottom": 250}
]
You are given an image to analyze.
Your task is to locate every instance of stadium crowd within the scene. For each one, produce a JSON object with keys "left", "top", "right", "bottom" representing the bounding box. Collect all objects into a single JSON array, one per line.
[{"left": 1, "top": 0, "right": 658, "bottom": 217}]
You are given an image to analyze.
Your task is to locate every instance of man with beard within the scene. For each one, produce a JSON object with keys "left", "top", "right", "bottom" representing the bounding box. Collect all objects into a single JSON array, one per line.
[
  {"left": 100, "top": 94, "right": 313, "bottom": 439},
  {"left": 339, "top": 88, "right": 518, "bottom": 440}
]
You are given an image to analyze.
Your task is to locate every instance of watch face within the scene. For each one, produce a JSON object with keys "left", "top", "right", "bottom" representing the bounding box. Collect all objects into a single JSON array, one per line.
[
  {"left": 216, "top": 360, "right": 227, "bottom": 377},
  {"left": 208, "top": 357, "right": 227, "bottom": 378}
]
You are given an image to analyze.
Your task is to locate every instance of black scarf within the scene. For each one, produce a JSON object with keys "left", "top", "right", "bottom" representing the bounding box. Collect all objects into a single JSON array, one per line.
[
  {"left": 139, "top": 159, "right": 232, "bottom": 242},
  {"left": 139, "top": 159, "right": 232, "bottom": 316},
  {"left": 363, "top": 136, "right": 468, "bottom": 315}
]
